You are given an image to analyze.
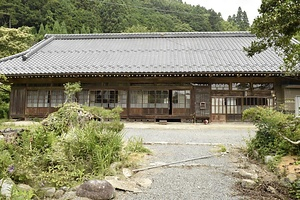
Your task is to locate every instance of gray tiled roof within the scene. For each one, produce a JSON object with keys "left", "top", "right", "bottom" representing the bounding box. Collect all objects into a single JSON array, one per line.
[{"left": 0, "top": 32, "right": 284, "bottom": 76}]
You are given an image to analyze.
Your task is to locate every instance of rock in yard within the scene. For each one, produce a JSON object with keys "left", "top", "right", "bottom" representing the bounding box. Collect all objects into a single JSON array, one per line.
[
  {"left": 105, "top": 177, "right": 142, "bottom": 193},
  {"left": 264, "top": 155, "right": 274, "bottom": 164},
  {"left": 286, "top": 173, "right": 298, "bottom": 183},
  {"left": 238, "top": 169, "right": 258, "bottom": 180},
  {"left": 241, "top": 179, "right": 256, "bottom": 189},
  {"left": 16, "top": 183, "right": 33, "bottom": 192},
  {"left": 60, "top": 191, "right": 77, "bottom": 200},
  {"left": 135, "top": 178, "right": 152, "bottom": 188},
  {"left": 53, "top": 189, "right": 65, "bottom": 199},
  {"left": 76, "top": 180, "right": 115, "bottom": 200},
  {"left": 0, "top": 178, "right": 15, "bottom": 198},
  {"left": 40, "top": 187, "right": 56, "bottom": 198},
  {"left": 122, "top": 168, "right": 133, "bottom": 178}
]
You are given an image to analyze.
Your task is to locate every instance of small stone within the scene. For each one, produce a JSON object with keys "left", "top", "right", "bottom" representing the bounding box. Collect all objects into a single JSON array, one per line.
[
  {"left": 252, "top": 150, "right": 259, "bottom": 158},
  {"left": 135, "top": 178, "right": 152, "bottom": 188},
  {"left": 40, "top": 187, "right": 56, "bottom": 198},
  {"left": 54, "top": 189, "right": 65, "bottom": 199},
  {"left": 122, "top": 168, "right": 133, "bottom": 178},
  {"left": 60, "top": 191, "right": 77, "bottom": 200},
  {"left": 279, "top": 177, "right": 292, "bottom": 188},
  {"left": 267, "top": 186, "right": 277, "bottom": 194},
  {"left": 286, "top": 173, "right": 298, "bottom": 183},
  {"left": 264, "top": 155, "right": 274, "bottom": 164},
  {"left": 238, "top": 169, "right": 258, "bottom": 180},
  {"left": 0, "top": 178, "right": 15, "bottom": 198},
  {"left": 76, "top": 180, "right": 115, "bottom": 200},
  {"left": 241, "top": 179, "right": 256, "bottom": 189}
]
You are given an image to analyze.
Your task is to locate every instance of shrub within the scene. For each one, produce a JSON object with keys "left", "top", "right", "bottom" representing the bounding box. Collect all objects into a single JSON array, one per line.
[
  {"left": 1, "top": 102, "right": 128, "bottom": 188},
  {"left": 243, "top": 107, "right": 300, "bottom": 159}
]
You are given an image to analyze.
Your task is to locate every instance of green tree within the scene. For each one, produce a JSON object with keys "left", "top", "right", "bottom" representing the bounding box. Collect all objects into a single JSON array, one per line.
[
  {"left": 124, "top": 24, "right": 150, "bottom": 33},
  {"left": 100, "top": 0, "right": 129, "bottom": 33},
  {"left": 37, "top": 23, "right": 46, "bottom": 40},
  {"left": 52, "top": 20, "right": 62, "bottom": 34},
  {"left": 244, "top": 0, "right": 300, "bottom": 73},
  {"left": 0, "top": 26, "right": 34, "bottom": 59},
  {"left": 228, "top": 7, "right": 249, "bottom": 31}
]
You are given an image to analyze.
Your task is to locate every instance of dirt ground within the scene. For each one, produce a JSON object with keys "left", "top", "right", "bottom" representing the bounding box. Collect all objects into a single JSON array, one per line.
[{"left": 230, "top": 148, "right": 294, "bottom": 200}]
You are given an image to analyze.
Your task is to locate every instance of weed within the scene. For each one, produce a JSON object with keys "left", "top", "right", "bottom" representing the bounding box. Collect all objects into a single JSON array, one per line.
[{"left": 125, "top": 137, "right": 152, "bottom": 154}]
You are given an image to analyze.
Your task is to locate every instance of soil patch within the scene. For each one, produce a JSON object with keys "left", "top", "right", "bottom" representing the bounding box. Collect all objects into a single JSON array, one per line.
[{"left": 231, "top": 148, "right": 293, "bottom": 200}]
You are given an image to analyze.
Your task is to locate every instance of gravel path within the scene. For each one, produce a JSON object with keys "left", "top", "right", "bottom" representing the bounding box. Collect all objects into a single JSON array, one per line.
[{"left": 117, "top": 122, "right": 256, "bottom": 200}]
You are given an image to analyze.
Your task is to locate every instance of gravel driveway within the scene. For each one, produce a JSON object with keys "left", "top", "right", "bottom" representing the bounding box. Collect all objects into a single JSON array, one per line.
[{"left": 117, "top": 122, "right": 256, "bottom": 200}]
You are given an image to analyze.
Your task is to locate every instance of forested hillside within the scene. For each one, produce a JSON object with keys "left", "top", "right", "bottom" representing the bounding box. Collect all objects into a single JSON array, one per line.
[{"left": 0, "top": 0, "right": 249, "bottom": 36}]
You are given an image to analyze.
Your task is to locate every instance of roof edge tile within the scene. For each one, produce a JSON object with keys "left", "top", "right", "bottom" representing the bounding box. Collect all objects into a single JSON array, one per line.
[{"left": 45, "top": 31, "right": 254, "bottom": 40}]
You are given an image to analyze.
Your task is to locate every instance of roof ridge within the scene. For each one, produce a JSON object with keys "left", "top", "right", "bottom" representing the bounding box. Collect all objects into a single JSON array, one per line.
[
  {"left": 0, "top": 51, "right": 28, "bottom": 62},
  {"left": 45, "top": 31, "right": 253, "bottom": 40},
  {"left": 22, "top": 36, "right": 55, "bottom": 61}
]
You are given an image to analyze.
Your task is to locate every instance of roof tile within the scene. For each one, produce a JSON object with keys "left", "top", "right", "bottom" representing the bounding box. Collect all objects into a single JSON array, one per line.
[{"left": 0, "top": 32, "right": 284, "bottom": 76}]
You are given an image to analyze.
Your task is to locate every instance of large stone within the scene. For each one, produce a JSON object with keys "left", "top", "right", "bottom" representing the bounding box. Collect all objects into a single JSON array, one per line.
[
  {"left": 238, "top": 169, "right": 258, "bottom": 180},
  {"left": 59, "top": 191, "right": 77, "bottom": 200},
  {"left": 54, "top": 189, "right": 65, "bottom": 199},
  {"left": 40, "top": 187, "right": 56, "bottom": 198},
  {"left": 241, "top": 179, "right": 256, "bottom": 189},
  {"left": 105, "top": 178, "right": 142, "bottom": 193},
  {"left": 135, "top": 178, "right": 152, "bottom": 188},
  {"left": 76, "top": 180, "right": 115, "bottom": 200},
  {"left": 16, "top": 183, "right": 33, "bottom": 192},
  {"left": 0, "top": 178, "right": 15, "bottom": 198}
]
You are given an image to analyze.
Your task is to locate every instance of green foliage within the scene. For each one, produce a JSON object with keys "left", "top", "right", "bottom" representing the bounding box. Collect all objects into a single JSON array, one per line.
[
  {"left": 245, "top": 0, "right": 300, "bottom": 73},
  {"left": 0, "top": 140, "right": 14, "bottom": 178},
  {"left": 0, "top": 26, "right": 35, "bottom": 59},
  {"left": 243, "top": 107, "right": 300, "bottom": 159},
  {"left": 1, "top": 0, "right": 235, "bottom": 41},
  {"left": 227, "top": 7, "right": 250, "bottom": 31},
  {"left": 0, "top": 102, "right": 127, "bottom": 189},
  {"left": 11, "top": 185, "right": 36, "bottom": 200},
  {"left": 291, "top": 179, "right": 300, "bottom": 199},
  {"left": 125, "top": 137, "right": 151, "bottom": 154},
  {"left": 0, "top": 81, "right": 10, "bottom": 119},
  {"left": 63, "top": 82, "right": 82, "bottom": 103}
]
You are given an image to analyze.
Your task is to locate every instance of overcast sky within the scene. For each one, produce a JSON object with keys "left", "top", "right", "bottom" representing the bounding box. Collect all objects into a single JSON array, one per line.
[{"left": 184, "top": 0, "right": 261, "bottom": 24}]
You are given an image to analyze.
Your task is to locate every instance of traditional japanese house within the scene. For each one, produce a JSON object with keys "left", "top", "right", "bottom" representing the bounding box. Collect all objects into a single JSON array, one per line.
[{"left": 0, "top": 32, "right": 299, "bottom": 122}]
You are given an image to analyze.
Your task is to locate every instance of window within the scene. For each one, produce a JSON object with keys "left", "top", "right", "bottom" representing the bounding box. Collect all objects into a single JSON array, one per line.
[
  {"left": 117, "top": 90, "right": 127, "bottom": 108},
  {"left": 253, "top": 83, "right": 274, "bottom": 90},
  {"left": 172, "top": 90, "right": 190, "bottom": 108},
  {"left": 130, "top": 90, "right": 169, "bottom": 109},
  {"left": 27, "top": 90, "right": 50, "bottom": 108},
  {"left": 90, "top": 90, "right": 123, "bottom": 108},
  {"left": 232, "top": 83, "right": 250, "bottom": 90},
  {"left": 27, "top": 90, "right": 38, "bottom": 107},
  {"left": 211, "top": 84, "right": 229, "bottom": 90},
  {"left": 78, "top": 90, "right": 89, "bottom": 105},
  {"left": 51, "top": 90, "right": 65, "bottom": 107},
  {"left": 211, "top": 97, "right": 226, "bottom": 114},
  {"left": 226, "top": 97, "right": 242, "bottom": 114},
  {"left": 130, "top": 90, "right": 143, "bottom": 108}
]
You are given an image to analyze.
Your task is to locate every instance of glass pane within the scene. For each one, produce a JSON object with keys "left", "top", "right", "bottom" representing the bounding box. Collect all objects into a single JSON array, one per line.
[
  {"left": 211, "top": 83, "right": 229, "bottom": 90},
  {"left": 27, "top": 90, "right": 38, "bottom": 107},
  {"left": 253, "top": 83, "right": 274, "bottom": 90},
  {"left": 232, "top": 83, "right": 250, "bottom": 90}
]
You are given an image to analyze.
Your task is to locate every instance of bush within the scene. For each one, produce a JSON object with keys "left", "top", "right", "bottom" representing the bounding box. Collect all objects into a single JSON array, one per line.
[
  {"left": 0, "top": 102, "right": 128, "bottom": 188},
  {"left": 243, "top": 107, "right": 300, "bottom": 159}
]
